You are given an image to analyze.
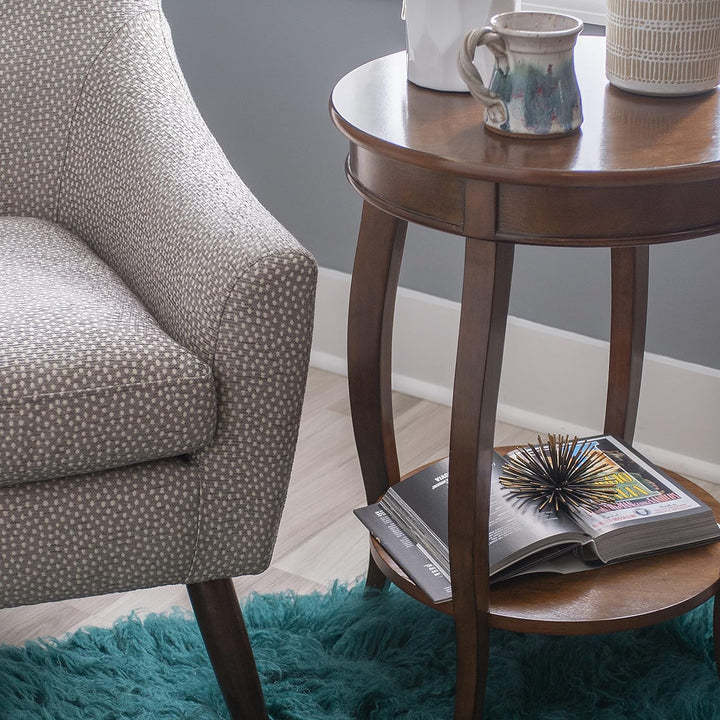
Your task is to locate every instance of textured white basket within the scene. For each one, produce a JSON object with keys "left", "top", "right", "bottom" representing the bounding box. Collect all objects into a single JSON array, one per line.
[{"left": 606, "top": 0, "right": 720, "bottom": 95}]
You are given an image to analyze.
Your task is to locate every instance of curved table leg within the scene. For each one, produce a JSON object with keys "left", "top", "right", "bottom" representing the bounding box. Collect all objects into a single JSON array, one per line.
[
  {"left": 604, "top": 246, "right": 649, "bottom": 444},
  {"left": 715, "top": 591, "right": 720, "bottom": 681},
  {"left": 449, "top": 238, "right": 515, "bottom": 720},
  {"left": 347, "top": 201, "right": 407, "bottom": 588}
]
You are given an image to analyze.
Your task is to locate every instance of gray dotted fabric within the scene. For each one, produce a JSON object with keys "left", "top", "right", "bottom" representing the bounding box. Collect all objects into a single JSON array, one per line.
[
  {"left": 0, "top": 1, "right": 317, "bottom": 608},
  {"left": 0, "top": 457, "right": 200, "bottom": 606},
  {"left": 0, "top": 217, "right": 217, "bottom": 486},
  {"left": 0, "top": 0, "right": 158, "bottom": 220}
]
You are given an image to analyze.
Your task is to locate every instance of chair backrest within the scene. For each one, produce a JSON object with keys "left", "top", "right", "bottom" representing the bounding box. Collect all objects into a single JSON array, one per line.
[{"left": 0, "top": 0, "right": 160, "bottom": 219}]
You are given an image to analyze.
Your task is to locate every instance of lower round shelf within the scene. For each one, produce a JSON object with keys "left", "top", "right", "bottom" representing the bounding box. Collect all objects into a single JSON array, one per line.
[{"left": 370, "top": 467, "right": 720, "bottom": 636}]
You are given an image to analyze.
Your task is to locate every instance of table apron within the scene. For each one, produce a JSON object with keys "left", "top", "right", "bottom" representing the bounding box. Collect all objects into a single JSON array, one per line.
[
  {"left": 348, "top": 146, "right": 465, "bottom": 234},
  {"left": 348, "top": 146, "right": 720, "bottom": 246}
]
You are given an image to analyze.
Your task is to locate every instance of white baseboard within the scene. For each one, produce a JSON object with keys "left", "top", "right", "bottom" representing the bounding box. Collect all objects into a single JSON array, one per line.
[{"left": 311, "top": 267, "right": 720, "bottom": 484}]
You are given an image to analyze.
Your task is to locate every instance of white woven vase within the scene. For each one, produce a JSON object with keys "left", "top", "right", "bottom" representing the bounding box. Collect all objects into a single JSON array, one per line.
[{"left": 606, "top": 0, "right": 720, "bottom": 96}]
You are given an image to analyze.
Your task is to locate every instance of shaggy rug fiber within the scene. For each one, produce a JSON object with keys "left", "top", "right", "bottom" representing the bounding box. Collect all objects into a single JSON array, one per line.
[{"left": 1, "top": 583, "right": 718, "bottom": 719}]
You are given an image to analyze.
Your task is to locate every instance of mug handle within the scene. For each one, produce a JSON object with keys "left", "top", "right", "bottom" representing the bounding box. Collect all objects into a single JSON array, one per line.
[{"left": 457, "top": 27, "right": 508, "bottom": 125}]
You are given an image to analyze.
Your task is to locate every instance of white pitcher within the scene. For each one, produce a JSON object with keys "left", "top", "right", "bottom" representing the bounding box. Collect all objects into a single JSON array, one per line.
[{"left": 403, "top": 0, "right": 519, "bottom": 92}]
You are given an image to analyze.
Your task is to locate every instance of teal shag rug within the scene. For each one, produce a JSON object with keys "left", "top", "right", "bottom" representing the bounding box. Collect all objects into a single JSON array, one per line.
[{"left": 1, "top": 583, "right": 719, "bottom": 719}]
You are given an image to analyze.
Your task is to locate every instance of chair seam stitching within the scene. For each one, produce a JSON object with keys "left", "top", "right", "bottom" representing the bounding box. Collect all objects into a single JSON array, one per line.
[
  {"left": 52, "top": 9, "right": 161, "bottom": 223},
  {"left": 2, "top": 373, "right": 213, "bottom": 406},
  {"left": 183, "top": 249, "right": 304, "bottom": 583},
  {"left": 183, "top": 269, "right": 244, "bottom": 583}
]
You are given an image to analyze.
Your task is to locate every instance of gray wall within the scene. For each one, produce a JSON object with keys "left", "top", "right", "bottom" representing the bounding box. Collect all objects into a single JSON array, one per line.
[{"left": 164, "top": 0, "right": 720, "bottom": 371}]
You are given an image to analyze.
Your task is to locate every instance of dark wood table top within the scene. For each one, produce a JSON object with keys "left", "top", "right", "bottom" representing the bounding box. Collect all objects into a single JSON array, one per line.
[{"left": 331, "top": 36, "right": 720, "bottom": 187}]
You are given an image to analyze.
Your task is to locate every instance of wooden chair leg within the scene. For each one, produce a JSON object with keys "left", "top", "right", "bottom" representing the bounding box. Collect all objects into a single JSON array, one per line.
[{"left": 187, "top": 578, "right": 269, "bottom": 720}]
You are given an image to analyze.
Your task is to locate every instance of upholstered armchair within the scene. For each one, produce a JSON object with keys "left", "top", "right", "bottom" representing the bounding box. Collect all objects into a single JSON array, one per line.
[{"left": 0, "top": 2, "right": 316, "bottom": 719}]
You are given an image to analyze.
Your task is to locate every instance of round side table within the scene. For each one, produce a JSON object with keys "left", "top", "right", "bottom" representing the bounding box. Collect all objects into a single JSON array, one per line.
[{"left": 330, "top": 36, "right": 720, "bottom": 719}]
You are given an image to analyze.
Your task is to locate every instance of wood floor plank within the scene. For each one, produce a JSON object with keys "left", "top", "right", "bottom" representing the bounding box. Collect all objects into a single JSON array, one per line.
[{"left": 274, "top": 512, "right": 370, "bottom": 587}]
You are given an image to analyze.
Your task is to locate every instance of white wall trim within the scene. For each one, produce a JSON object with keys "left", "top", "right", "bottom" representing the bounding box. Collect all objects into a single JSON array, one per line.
[{"left": 311, "top": 267, "right": 720, "bottom": 484}]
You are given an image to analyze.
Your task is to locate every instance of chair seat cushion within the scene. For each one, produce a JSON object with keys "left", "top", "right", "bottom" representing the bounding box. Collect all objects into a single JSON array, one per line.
[{"left": 0, "top": 217, "right": 217, "bottom": 486}]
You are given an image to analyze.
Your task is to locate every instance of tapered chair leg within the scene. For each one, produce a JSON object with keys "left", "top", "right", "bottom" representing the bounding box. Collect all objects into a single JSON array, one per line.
[{"left": 187, "top": 578, "right": 269, "bottom": 720}]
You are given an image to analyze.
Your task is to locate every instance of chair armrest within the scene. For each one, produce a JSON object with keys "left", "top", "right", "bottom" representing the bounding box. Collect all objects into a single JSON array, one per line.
[
  {"left": 58, "top": 8, "right": 314, "bottom": 365},
  {"left": 56, "top": 8, "right": 317, "bottom": 575}
]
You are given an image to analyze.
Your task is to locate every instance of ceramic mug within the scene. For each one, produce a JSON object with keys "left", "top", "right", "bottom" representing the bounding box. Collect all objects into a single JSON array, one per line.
[{"left": 458, "top": 12, "right": 584, "bottom": 137}]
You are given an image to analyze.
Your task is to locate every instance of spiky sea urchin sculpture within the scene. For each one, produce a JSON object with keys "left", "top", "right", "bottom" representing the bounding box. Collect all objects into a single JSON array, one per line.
[{"left": 500, "top": 434, "right": 617, "bottom": 513}]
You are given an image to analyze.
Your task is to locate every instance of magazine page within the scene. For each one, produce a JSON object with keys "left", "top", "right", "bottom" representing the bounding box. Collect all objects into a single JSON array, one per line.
[
  {"left": 492, "top": 550, "right": 599, "bottom": 583},
  {"left": 380, "top": 453, "right": 588, "bottom": 577},
  {"left": 380, "top": 459, "right": 450, "bottom": 568},
  {"left": 570, "top": 435, "right": 703, "bottom": 538},
  {"left": 353, "top": 505, "right": 453, "bottom": 603},
  {"left": 488, "top": 455, "right": 587, "bottom": 575}
]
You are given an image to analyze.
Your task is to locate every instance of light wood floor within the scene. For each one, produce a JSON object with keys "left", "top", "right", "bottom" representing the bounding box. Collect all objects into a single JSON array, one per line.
[{"left": 1, "top": 367, "right": 718, "bottom": 646}]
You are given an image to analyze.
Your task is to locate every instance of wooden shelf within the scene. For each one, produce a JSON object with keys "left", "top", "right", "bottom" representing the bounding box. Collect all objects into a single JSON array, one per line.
[{"left": 369, "top": 459, "right": 720, "bottom": 634}]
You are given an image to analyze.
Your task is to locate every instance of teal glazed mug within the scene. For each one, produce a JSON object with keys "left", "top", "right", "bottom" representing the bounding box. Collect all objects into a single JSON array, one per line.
[{"left": 458, "top": 12, "right": 584, "bottom": 137}]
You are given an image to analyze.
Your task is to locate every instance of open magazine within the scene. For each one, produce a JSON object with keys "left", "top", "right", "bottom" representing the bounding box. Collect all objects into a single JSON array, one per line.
[{"left": 354, "top": 435, "right": 720, "bottom": 603}]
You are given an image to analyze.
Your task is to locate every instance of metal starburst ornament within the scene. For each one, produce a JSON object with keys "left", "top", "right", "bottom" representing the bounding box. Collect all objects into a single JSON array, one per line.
[{"left": 500, "top": 434, "right": 617, "bottom": 513}]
